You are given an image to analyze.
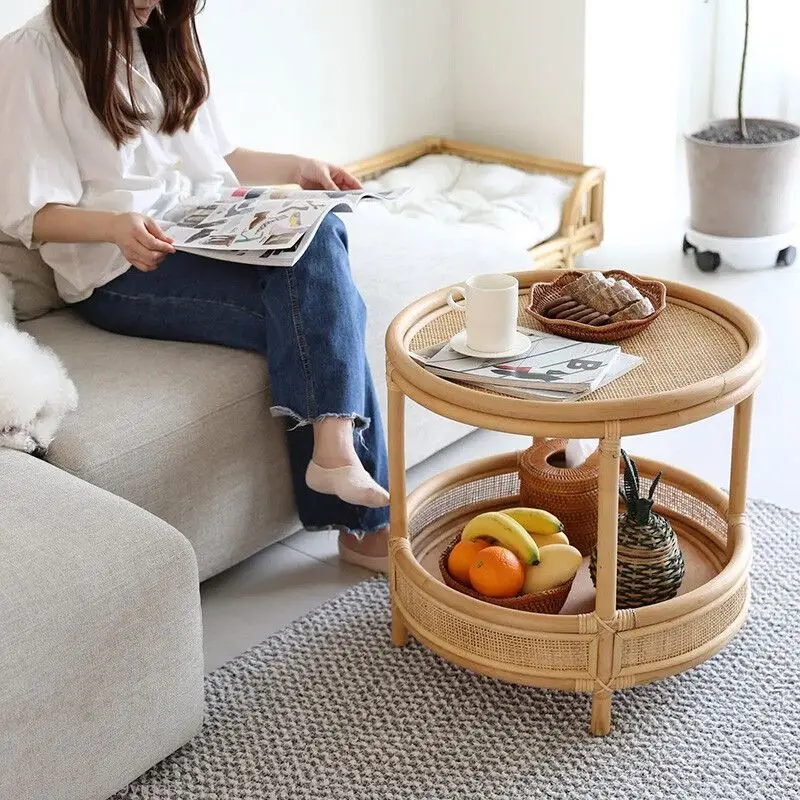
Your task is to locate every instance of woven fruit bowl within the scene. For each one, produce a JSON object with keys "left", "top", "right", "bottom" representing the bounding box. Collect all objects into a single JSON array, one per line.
[
  {"left": 438, "top": 534, "right": 573, "bottom": 614},
  {"left": 528, "top": 269, "right": 667, "bottom": 343}
]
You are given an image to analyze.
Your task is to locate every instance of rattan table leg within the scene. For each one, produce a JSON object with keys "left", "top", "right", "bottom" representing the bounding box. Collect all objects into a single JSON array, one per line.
[
  {"left": 388, "top": 378, "right": 409, "bottom": 647},
  {"left": 727, "top": 396, "right": 754, "bottom": 560},
  {"left": 590, "top": 422, "right": 621, "bottom": 736}
]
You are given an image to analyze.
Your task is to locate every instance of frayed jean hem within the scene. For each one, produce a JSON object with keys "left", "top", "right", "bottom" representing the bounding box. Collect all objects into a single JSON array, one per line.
[{"left": 270, "top": 406, "right": 371, "bottom": 434}]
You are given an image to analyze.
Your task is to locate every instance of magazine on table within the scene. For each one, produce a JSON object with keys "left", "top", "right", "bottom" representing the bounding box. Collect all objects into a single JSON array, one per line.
[
  {"left": 462, "top": 351, "right": 643, "bottom": 402},
  {"left": 411, "top": 328, "right": 643, "bottom": 401},
  {"left": 156, "top": 186, "right": 411, "bottom": 267},
  {"left": 412, "top": 328, "right": 622, "bottom": 394}
]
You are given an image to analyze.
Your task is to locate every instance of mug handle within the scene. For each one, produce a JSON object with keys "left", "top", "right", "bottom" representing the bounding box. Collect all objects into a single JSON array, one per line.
[{"left": 447, "top": 286, "right": 467, "bottom": 312}]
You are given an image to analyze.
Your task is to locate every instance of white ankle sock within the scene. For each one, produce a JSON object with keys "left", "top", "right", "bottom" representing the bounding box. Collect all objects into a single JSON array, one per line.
[{"left": 305, "top": 461, "right": 389, "bottom": 508}]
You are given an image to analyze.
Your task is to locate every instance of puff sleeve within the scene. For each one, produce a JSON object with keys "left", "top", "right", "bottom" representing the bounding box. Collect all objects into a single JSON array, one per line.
[{"left": 0, "top": 30, "right": 83, "bottom": 248}]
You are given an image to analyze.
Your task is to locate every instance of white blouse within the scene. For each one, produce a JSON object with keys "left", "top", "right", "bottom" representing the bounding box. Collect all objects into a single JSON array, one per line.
[{"left": 0, "top": 11, "right": 238, "bottom": 302}]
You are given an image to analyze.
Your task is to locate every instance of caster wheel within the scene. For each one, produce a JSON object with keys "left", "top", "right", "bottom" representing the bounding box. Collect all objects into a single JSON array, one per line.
[
  {"left": 777, "top": 246, "right": 796, "bottom": 267},
  {"left": 682, "top": 235, "right": 696, "bottom": 255},
  {"left": 695, "top": 250, "right": 721, "bottom": 272}
]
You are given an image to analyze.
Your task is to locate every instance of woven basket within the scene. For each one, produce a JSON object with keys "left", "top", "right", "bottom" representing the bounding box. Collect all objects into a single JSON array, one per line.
[
  {"left": 589, "top": 511, "right": 686, "bottom": 609},
  {"left": 528, "top": 269, "right": 667, "bottom": 343},
  {"left": 439, "top": 534, "right": 572, "bottom": 614},
  {"left": 518, "top": 439, "right": 599, "bottom": 557}
]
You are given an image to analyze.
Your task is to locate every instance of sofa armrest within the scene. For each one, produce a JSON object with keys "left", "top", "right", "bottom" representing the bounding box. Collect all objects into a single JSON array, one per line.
[{"left": 0, "top": 449, "right": 204, "bottom": 800}]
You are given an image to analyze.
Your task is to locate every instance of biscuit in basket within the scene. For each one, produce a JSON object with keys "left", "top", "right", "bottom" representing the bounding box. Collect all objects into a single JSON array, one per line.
[
  {"left": 567, "top": 272, "right": 609, "bottom": 306},
  {"left": 609, "top": 297, "right": 655, "bottom": 321},
  {"left": 591, "top": 279, "right": 644, "bottom": 315}
]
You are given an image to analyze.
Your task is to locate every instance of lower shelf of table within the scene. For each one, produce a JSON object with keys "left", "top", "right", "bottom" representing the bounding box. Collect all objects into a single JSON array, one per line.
[{"left": 391, "top": 451, "right": 751, "bottom": 693}]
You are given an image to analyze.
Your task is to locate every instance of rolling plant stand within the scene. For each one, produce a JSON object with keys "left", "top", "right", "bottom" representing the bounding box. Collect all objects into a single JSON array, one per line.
[{"left": 385, "top": 269, "right": 765, "bottom": 735}]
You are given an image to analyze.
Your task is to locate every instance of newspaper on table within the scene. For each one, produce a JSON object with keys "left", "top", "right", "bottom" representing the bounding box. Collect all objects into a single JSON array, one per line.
[
  {"left": 157, "top": 186, "right": 411, "bottom": 267},
  {"left": 411, "top": 328, "right": 643, "bottom": 401}
]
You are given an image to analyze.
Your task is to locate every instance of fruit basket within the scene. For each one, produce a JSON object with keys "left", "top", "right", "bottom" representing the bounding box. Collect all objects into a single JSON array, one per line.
[
  {"left": 528, "top": 270, "right": 667, "bottom": 343},
  {"left": 439, "top": 534, "right": 573, "bottom": 613}
]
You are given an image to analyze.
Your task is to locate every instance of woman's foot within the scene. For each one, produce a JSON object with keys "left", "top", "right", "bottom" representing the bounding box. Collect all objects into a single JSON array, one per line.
[
  {"left": 306, "top": 461, "right": 389, "bottom": 508},
  {"left": 338, "top": 527, "right": 389, "bottom": 573},
  {"left": 308, "top": 416, "right": 389, "bottom": 508}
]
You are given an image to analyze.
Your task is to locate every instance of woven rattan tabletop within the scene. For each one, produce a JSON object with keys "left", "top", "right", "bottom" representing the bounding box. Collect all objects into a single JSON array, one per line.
[{"left": 386, "top": 271, "right": 766, "bottom": 435}]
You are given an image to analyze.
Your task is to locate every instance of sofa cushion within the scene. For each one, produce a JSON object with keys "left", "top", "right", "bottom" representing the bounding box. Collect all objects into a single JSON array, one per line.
[
  {"left": 0, "top": 232, "right": 64, "bottom": 321},
  {"left": 0, "top": 449, "right": 203, "bottom": 800},
  {"left": 22, "top": 310, "right": 300, "bottom": 581}
]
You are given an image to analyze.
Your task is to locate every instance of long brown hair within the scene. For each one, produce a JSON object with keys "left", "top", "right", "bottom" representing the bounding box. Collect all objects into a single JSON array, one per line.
[{"left": 50, "top": 0, "right": 209, "bottom": 147}]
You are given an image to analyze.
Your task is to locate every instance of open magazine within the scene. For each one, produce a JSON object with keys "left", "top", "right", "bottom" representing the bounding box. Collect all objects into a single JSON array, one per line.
[{"left": 157, "top": 186, "right": 410, "bottom": 267}]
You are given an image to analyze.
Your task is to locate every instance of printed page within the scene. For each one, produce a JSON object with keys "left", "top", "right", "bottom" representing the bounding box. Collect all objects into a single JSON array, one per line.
[
  {"left": 164, "top": 197, "right": 350, "bottom": 251},
  {"left": 160, "top": 186, "right": 412, "bottom": 263}
]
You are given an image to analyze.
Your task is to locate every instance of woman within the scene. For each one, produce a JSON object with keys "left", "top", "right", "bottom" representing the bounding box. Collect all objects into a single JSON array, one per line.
[{"left": 0, "top": 0, "right": 390, "bottom": 571}]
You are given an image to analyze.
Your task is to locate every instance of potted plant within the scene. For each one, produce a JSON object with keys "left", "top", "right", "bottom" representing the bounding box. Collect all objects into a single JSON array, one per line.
[{"left": 684, "top": 0, "right": 800, "bottom": 271}]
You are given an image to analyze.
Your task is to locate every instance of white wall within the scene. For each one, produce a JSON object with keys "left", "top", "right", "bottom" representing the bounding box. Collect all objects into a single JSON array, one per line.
[
  {"left": 0, "top": 0, "right": 44, "bottom": 33},
  {"left": 197, "top": 0, "right": 455, "bottom": 163},
  {"left": 582, "top": 0, "right": 684, "bottom": 222},
  {"left": 453, "top": 0, "right": 587, "bottom": 163},
  {"left": 1, "top": 0, "right": 455, "bottom": 164}
]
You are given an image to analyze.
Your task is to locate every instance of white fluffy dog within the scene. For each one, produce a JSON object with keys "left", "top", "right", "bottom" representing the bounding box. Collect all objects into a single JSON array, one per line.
[{"left": 0, "top": 274, "right": 78, "bottom": 457}]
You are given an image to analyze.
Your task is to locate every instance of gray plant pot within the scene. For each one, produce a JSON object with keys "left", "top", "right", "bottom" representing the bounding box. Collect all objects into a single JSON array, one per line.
[{"left": 685, "top": 118, "right": 800, "bottom": 238}]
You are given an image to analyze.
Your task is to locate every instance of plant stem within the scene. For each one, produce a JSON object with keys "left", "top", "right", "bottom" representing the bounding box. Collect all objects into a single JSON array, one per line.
[{"left": 738, "top": 0, "right": 750, "bottom": 139}]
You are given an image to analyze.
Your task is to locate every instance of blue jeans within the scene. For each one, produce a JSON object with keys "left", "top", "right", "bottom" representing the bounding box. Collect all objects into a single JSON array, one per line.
[{"left": 74, "top": 215, "right": 389, "bottom": 536}]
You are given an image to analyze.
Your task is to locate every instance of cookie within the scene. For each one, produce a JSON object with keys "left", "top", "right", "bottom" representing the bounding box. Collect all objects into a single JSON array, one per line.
[
  {"left": 564, "top": 307, "right": 594, "bottom": 321},
  {"left": 590, "top": 280, "right": 644, "bottom": 314},
  {"left": 610, "top": 297, "right": 655, "bottom": 321},
  {"left": 590, "top": 313, "right": 611, "bottom": 326},
  {"left": 541, "top": 295, "right": 575, "bottom": 314},
  {"left": 572, "top": 309, "right": 601, "bottom": 324},
  {"left": 554, "top": 302, "right": 584, "bottom": 319},
  {"left": 567, "top": 272, "right": 610, "bottom": 306},
  {"left": 542, "top": 296, "right": 577, "bottom": 317}
]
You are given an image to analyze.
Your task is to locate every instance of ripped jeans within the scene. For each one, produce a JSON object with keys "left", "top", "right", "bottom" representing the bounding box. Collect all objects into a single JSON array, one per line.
[{"left": 73, "top": 214, "right": 389, "bottom": 537}]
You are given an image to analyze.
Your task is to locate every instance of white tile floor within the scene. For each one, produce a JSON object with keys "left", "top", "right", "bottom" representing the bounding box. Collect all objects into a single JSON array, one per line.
[{"left": 202, "top": 207, "right": 800, "bottom": 673}]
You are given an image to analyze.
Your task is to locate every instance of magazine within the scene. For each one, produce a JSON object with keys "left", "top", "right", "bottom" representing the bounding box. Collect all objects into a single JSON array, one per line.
[
  {"left": 452, "top": 351, "right": 643, "bottom": 402},
  {"left": 157, "top": 186, "right": 411, "bottom": 267},
  {"left": 412, "top": 328, "right": 621, "bottom": 394}
]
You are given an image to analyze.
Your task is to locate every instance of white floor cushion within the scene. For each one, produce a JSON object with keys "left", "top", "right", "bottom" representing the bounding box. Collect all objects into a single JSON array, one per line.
[{"left": 364, "top": 154, "right": 573, "bottom": 251}]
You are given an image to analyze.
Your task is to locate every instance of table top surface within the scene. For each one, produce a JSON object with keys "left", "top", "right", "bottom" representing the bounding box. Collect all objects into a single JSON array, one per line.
[{"left": 386, "top": 270, "right": 766, "bottom": 436}]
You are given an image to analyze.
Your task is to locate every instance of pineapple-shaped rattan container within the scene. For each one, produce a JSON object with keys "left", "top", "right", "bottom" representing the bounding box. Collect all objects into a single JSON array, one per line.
[
  {"left": 519, "top": 438, "right": 599, "bottom": 556},
  {"left": 590, "top": 450, "right": 685, "bottom": 609}
]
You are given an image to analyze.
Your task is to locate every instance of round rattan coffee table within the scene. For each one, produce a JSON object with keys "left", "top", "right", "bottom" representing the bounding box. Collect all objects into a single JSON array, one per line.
[{"left": 384, "top": 269, "right": 765, "bottom": 736}]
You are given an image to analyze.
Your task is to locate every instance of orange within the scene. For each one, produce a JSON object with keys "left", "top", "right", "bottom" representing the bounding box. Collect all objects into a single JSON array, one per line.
[
  {"left": 447, "top": 538, "right": 491, "bottom": 585},
  {"left": 469, "top": 546, "right": 525, "bottom": 598}
]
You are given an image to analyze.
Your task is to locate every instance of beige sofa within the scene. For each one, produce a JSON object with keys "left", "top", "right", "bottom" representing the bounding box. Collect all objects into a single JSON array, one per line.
[{"left": 0, "top": 207, "right": 536, "bottom": 800}]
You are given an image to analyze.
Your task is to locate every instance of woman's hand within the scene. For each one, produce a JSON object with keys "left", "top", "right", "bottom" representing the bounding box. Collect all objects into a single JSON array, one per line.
[
  {"left": 110, "top": 212, "right": 176, "bottom": 272},
  {"left": 294, "top": 157, "right": 363, "bottom": 191}
]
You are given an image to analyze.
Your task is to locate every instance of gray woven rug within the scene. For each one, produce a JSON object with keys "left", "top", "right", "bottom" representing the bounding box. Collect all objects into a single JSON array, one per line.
[{"left": 114, "top": 500, "right": 800, "bottom": 799}]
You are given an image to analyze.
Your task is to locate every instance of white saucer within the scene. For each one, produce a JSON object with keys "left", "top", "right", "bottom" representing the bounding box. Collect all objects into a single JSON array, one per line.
[{"left": 449, "top": 330, "right": 532, "bottom": 359}]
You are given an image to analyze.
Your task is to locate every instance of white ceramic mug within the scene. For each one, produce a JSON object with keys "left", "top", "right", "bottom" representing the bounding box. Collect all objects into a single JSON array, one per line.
[{"left": 446, "top": 273, "right": 519, "bottom": 353}]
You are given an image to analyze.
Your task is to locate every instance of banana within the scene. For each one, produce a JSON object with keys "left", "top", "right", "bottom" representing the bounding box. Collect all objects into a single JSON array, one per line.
[
  {"left": 522, "top": 544, "right": 583, "bottom": 594},
  {"left": 500, "top": 507, "right": 564, "bottom": 536},
  {"left": 461, "top": 511, "right": 540, "bottom": 565},
  {"left": 530, "top": 531, "right": 569, "bottom": 549}
]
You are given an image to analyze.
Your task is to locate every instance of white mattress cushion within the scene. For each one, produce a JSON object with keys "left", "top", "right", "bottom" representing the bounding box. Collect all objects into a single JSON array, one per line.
[{"left": 364, "top": 154, "right": 573, "bottom": 250}]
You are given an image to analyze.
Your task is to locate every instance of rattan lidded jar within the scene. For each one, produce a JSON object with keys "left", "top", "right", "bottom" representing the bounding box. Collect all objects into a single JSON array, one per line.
[{"left": 519, "top": 438, "right": 599, "bottom": 556}]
